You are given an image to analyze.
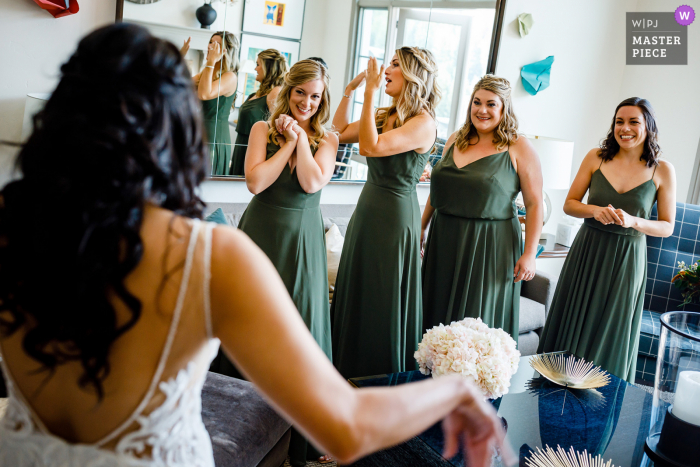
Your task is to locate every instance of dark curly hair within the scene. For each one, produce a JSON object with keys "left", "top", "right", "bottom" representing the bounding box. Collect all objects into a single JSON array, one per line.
[
  {"left": 599, "top": 97, "right": 660, "bottom": 167},
  {"left": 0, "top": 23, "right": 208, "bottom": 398}
]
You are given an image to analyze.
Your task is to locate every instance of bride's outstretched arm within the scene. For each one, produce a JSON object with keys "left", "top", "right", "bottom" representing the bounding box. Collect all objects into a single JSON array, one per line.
[{"left": 209, "top": 227, "right": 515, "bottom": 467}]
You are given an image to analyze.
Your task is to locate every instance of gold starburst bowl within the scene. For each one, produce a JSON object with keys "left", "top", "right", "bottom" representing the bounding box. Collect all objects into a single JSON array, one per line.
[
  {"left": 529, "top": 354, "right": 610, "bottom": 389},
  {"left": 525, "top": 445, "right": 615, "bottom": 467}
]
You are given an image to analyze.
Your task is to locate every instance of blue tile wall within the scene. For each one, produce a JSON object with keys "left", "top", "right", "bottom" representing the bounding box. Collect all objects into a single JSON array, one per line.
[{"left": 645, "top": 202, "right": 700, "bottom": 315}]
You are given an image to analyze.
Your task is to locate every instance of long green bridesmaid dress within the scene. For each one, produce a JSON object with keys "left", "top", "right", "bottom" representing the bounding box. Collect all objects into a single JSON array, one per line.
[
  {"left": 202, "top": 93, "right": 236, "bottom": 176},
  {"left": 422, "top": 146, "right": 523, "bottom": 343},
  {"left": 538, "top": 161, "right": 657, "bottom": 382},
  {"left": 238, "top": 139, "right": 332, "bottom": 466},
  {"left": 331, "top": 139, "right": 432, "bottom": 379},
  {"left": 230, "top": 93, "right": 269, "bottom": 175}
]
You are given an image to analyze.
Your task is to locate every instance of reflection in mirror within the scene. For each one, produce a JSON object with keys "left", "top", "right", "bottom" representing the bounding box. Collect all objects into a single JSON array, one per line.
[
  {"left": 121, "top": 0, "right": 238, "bottom": 176},
  {"left": 118, "top": 0, "right": 503, "bottom": 181}
]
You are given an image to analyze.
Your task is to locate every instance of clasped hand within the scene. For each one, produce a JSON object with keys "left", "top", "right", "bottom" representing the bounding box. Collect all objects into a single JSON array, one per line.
[
  {"left": 275, "top": 114, "right": 304, "bottom": 143},
  {"left": 206, "top": 41, "right": 224, "bottom": 66},
  {"left": 594, "top": 204, "right": 635, "bottom": 228}
]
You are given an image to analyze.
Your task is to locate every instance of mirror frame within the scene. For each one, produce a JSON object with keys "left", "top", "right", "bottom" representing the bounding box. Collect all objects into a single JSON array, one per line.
[{"left": 114, "top": 0, "right": 509, "bottom": 183}]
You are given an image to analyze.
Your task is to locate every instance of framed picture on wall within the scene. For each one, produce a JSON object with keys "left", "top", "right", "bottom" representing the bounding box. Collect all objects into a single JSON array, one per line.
[
  {"left": 242, "top": 0, "right": 306, "bottom": 41},
  {"left": 236, "top": 33, "right": 300, "bottom": 107}
]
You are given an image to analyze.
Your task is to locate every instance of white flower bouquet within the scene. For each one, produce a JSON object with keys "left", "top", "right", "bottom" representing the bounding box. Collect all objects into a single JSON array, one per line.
[{"left": 414, "top": 318, "right": 520, "bottom": 399}]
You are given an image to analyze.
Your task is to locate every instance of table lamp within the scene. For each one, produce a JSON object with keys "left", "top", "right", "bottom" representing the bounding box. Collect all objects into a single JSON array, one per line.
[
  {"left": 645, "top": 311, "right": 700, "bottom": 466},
  {"left": 525, "top": 135, "right": 574, "bottom": 250}
]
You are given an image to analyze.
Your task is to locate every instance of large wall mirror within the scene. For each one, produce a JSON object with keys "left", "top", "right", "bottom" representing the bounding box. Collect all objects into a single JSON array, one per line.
[{"left": 116, "top": 0, "right": 507, "bottom": 182}]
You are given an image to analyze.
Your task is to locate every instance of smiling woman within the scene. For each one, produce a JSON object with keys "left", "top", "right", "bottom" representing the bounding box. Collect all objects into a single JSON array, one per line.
[
  {"left": 538, "top": 97, "right": 678, "bottom": 382},
  {"left": 223, "top": 59, "right": 339, "bottom": 466}
]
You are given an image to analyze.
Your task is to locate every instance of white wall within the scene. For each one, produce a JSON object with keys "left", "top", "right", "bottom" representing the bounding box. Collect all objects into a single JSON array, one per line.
[
  {"left": 0, "top": 0, "right": 118, "bottom": 186},
  {"left": 124, "top": 0, "right": 243, "bottom": 34},
  {"left": 299, "top": 0, "right": 353, "bottom": 112},
  {"left": 620, "top": 0, "right": 700, "bottom": 203}
]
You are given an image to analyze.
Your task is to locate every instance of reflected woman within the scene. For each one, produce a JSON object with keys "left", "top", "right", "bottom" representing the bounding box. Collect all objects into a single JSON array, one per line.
[
  {"left": 230, "top": 49, "right": 288, "bottom": 175},
  {"left": 331, "top": 48, "right": 440, "bottom": 379},
  {"left": 240, "top": 60, "right": 339, "bottom": 466},
  {"left": 538, "top": 97, "right": 676, "bottom": 382},
  {"left": 182, "top": 32, "right": 239, "bottom": 176},
  {"left": 421, "top": 76, "right": 543, "bottom": 346}
]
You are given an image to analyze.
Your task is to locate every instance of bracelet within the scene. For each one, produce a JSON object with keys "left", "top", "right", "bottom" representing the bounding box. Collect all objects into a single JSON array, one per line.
[
  {"left": 343, "top": 91, "right": 352, "bottom": 98},
  {"left": 205, "top": 65, "right": 215, "bottom": 69}
]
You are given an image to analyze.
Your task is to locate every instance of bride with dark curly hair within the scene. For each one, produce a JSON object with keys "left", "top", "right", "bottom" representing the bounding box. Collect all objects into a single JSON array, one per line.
[{"left": 0, "top": 24, "right": 512, "bottom": 467}]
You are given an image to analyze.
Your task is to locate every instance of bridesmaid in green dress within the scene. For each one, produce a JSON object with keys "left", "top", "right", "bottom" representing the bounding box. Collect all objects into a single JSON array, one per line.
[
  {"left": 182, "top": 32, "right": 239, "bottom": 176},
  {"left": 230, "top": 49, "right": 287, "bottom": 175},
  {"left": 241, "top": 60, "right": 339, "bottom": 466},
  {"left": 331, "top": 48, "right": 440, "bottom": 379},
  {"left": 421, "top": 76, "right": 543, "bottom": 345},
  {"left": 538, "top": 97, "right": 677, "bottom": 382}
]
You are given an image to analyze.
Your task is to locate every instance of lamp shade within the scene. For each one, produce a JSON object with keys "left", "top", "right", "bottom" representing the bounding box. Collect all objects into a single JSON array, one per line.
[{"left": 526, "top": 135, "right": 574, "bottom": 190}]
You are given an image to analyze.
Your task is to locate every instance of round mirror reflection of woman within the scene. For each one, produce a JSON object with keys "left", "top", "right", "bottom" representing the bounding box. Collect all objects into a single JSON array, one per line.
[
  {"left": 421, "top": 76, "right": 543, "bottom": 346},
  {"left": 331, "top": 48, "right": 440, "bottom": 379},
  {"left": 538, "top": 97, "right": 677, "bottom": 382},
  {"left": 181, "top": 32, "right": 239, "bottom": 176},
  {"left": 240, "top": 59, "right": 338, "bottom": 466},
  {"left": 229, "top": 49, "right": 287, "bottom": 176}
]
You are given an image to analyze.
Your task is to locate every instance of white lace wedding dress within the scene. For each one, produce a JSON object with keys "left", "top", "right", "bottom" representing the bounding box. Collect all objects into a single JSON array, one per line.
[{"left": 0, "top": 220, "right": 221, "bottom": 467}]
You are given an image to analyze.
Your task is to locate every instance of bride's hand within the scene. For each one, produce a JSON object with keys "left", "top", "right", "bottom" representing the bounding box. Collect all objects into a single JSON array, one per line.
[{"left": 442, "top": 384, "right": 516, "bottom": 467}]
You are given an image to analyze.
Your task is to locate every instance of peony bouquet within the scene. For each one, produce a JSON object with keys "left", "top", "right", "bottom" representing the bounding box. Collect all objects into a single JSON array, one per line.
[{"left": 414, "top": 318, "right": 520, "bottom": 399}]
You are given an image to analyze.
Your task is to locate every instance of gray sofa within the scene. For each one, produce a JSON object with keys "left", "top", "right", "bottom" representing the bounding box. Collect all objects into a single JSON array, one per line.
[{"left": 204, "top": 202, "right": 555, "bottom": 355}]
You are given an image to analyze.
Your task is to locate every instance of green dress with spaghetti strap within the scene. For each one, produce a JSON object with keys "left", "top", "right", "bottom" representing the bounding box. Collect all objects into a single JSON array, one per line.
[
  {"left": 538, "top": 161, "right": 658, "bottom": 382},
  {"left": 238, "top": 139, "right": 332, "bottom": 466},
  {"left": 331, "top": 135, "right": 432, "bottom": 379},
  {"left": 238, "top": 140, "right": 332, "bottom": 359},
  {"left": 422, "top": 145, "right": 523, "bottom": 343},
  {"left": 201, "top": 92, "right": 236, "bottom": 176},
  {"left": 230, "top": 93, "right": 270, "bottom": 176}
]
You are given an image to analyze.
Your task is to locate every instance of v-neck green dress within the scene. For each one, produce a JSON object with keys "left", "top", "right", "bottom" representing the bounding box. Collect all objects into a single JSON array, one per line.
[
  {"left": 422, "top": 145, "right": 523, "bottom": 343},
  {"left": 202, "top": 92, "right": 236, "bottom": 176},
  {"left": 230, "top": 93, "right": 269, "bottom": 176},
  {"left": 238, "top": 140, "right": 332, "bottom": 466},
  {"left": 238, "top": 140, "right": 332, "bottom": 359},
  {"left": 538, "top": 164, "right": 658, "bottom": 382},
  {"left": 331, "top": 138, "right": 432, "bottom": 379}
]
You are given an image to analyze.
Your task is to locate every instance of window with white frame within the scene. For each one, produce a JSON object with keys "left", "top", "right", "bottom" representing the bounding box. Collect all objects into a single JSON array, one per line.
[{"left": 349, "top": 2, "right": 496, "bottom": 141}]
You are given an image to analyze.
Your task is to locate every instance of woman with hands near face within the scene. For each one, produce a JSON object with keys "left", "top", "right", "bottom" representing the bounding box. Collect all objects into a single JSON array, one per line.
[
  {"left": 230, "top": 49, "right": 288, "bottom": 175},
  {"left": 420, "top": 76, "right": 543, "bottom": 347},
  {"left": 182, "top": 32, "right": 239, "bottom": 175},
  {"left": 538, "top": 97, "right": 676, "bottom": 382},
  {"left": 238, "top": 59, "right": 338, "bottom": 466},
  {"left": 331, "top": 48, "right": 440, "bottom": 380}
]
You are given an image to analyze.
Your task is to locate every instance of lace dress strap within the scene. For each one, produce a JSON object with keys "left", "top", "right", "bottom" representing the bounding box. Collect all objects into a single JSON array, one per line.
[
  {"left": 95, "top": 218, "right": 203, "bottom": 447},
  {"left": 203, "top": 222, "right": 215, "bottom": 340}
]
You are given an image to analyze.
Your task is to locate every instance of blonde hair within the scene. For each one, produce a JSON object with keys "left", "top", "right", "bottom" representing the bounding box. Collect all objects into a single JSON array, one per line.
[
  {"left": 375, "top": 47, "right": 441, "bottom": 131},
  {"left": 454, "top": 75, "right": 519, "bottom": 151},
  {"left": 267, "top": 60, "right": 331, "bottom": 151},
  {"left": 256, "top": 49, "right": 288, "bottom": 98},
  {"left": 211, "top": 31, "right": 240, "bottom": 78}
]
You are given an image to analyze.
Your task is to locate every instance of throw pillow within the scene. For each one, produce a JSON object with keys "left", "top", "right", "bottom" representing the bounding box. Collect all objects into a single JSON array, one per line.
[
  {"left": 205, "top": 208, "right": 228, "bottom": 225},
  {"left": 326, "top": 224, "right": 344, "bottom": 294}
]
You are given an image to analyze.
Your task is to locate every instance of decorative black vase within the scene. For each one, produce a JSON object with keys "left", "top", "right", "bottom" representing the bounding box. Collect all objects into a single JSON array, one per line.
[{"left": 196, "top": 2, "right": 217, "bottom": 29}]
